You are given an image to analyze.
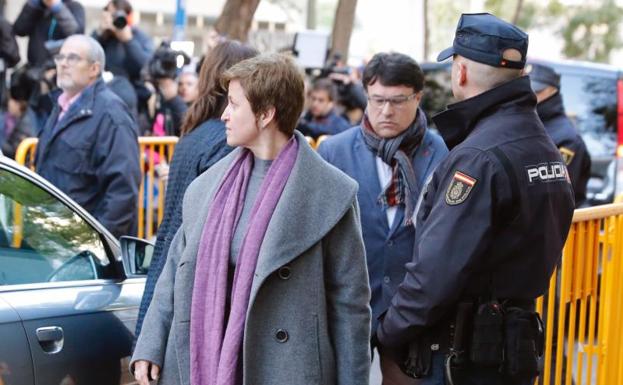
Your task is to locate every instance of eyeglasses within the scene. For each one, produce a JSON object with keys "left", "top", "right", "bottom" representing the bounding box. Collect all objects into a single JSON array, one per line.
[
  {"left": 368, "top": 92, "right": 419, "bottom": 109},
  {"left": 53, "top": 53, "right": 90, "bottom": 66}
]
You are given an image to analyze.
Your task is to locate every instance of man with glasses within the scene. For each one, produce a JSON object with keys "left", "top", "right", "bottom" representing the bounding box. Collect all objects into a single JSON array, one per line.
[
  {"left": 34, "top": 34, "right": 140, "bottom": 239},
  {"left": 318, "top": 52, "right": 448, "bottom": 384}
]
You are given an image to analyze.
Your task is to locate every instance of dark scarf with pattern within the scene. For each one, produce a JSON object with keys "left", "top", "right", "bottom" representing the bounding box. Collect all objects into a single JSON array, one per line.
[{"left": 361, "top": 108, "right": 427, "bottom": 226}]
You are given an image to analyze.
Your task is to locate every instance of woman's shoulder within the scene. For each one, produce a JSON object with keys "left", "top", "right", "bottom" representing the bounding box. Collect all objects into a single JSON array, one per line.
[{"left": 296, "top": 137, "right": 359, "bottom": 202}]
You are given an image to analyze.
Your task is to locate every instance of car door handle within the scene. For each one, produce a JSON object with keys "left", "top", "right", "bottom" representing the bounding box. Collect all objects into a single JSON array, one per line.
[{"left": 36, "top": 326, "right": 64, "bottom": 354}]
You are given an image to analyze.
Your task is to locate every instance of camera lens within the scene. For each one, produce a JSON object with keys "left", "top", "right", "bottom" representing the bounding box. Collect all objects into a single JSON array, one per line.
[{"left": 112, "top": 10, "right": 128, "bottom": 29}]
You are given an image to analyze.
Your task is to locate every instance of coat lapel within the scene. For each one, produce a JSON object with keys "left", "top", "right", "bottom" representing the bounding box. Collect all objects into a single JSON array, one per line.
[
  {"left": 353, "top": 133, "right": 391, "bottom": 232},
  {"left": 249, "top": 132, "right": 357, "bottom": 302}
]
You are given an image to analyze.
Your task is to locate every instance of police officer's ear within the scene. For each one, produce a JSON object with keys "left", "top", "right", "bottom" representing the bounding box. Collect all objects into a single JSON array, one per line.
[{"left": 454, "top": 57, "right": 468, "bottom": 87}]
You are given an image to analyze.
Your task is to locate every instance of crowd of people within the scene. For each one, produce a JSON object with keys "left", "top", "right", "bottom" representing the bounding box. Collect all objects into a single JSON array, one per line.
[{"left": 0, "top": 3, "right": 594, "bottom": 385}]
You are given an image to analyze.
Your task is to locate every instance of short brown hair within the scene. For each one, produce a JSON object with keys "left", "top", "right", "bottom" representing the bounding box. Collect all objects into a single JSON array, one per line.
[{"left": 222, "top": 53, "right": 305, "bottom": 136}]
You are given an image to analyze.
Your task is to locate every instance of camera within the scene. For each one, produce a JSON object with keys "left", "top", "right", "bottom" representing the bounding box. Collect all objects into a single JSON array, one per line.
[
  {"left": 148, "top": 42, "right": 190, "bottom": 80},
  {"left": 112, "top": 10, "right": 128, "bottom": 29}
]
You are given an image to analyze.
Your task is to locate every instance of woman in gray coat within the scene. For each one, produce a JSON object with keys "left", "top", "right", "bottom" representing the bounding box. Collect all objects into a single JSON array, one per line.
[{"left": 132, "top": 53, "right": 371, "bottom": 385}]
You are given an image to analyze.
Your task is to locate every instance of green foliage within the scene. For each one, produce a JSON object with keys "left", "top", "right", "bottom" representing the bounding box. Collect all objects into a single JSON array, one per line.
[{"left": 560, "top": 1, "right": 623, "bottom": 63}]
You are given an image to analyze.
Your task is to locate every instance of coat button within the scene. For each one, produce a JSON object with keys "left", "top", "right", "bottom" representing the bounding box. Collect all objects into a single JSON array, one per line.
[
  {"left": 278, "top": 265, "right": 291, "bottom": 280},
  {"left": 384, "top": 276, "right": 391, "bottom": 284},
  {"left": 275, "top": 329, "right": 289, "bottom": 343}
]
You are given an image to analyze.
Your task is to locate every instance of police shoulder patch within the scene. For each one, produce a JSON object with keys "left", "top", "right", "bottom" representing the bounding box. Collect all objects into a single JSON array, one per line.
[
  {"left": 445, "top": 171, "right": 477, "bottom": 205},
  {"left": 559, "top": 147, "right": 575, "bottom": 166}
]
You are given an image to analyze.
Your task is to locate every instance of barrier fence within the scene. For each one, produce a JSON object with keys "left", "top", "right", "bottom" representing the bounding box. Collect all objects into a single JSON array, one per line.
[
  {"left": 12, "top": 137, "right": 623, "bottom": 384},
  {"left": 536, "top": 204, "right": 623, "bottom": 385},
  {"left": 14, "top": 136, "right": 179, "bottom": 240}
]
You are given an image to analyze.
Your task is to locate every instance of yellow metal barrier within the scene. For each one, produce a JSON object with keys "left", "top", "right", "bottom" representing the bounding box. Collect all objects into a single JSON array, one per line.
[
  {"left": 14, "top": 137, "right": 38, "bottom": 171},
  {"left": 537, "top": 203, "right": 623, "bottom": 385},
  {"left": 13, "top": 136, "right": 179, "bottom": 240},
  {"left": 138, "top": 136, "right": 178, "bottom": 240}
]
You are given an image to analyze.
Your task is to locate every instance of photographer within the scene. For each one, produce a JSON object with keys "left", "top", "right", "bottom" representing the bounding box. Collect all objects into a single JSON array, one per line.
[
  {"left": 320, "top": 53, "right": 367, "bottom": 125},
  {"left": 297, "top": 77, "right": 350, "bottom": 138},
  {"left": 0, "top": 66, "right": 38, "bottom": 158},
  {"left": 144, "top": 42, "right": 188, "bottom": 137},
  {"left": 13, "top": 0, "right": 85, "bottom": 66},
  {"left": 93, "top": 0, "right": 153, "bottom": 85}
]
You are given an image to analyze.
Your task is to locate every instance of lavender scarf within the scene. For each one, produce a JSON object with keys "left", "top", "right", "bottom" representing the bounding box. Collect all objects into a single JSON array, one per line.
[{"left": 190, "top": 136, "right": 299, "bottom": 385}]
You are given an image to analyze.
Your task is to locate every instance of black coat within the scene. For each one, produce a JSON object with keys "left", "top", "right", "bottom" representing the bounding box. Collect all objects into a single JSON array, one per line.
[
  {"left": 537, "top": 92, "right": 591, "bottom": 207},
  {"left": 13, "top": 0, "right": 85, "bottom": 66},
  {"left": 34, "top": 79, "right": 140, "bottom": 239},
  {"left": 135, "top": 119, "right": 233, "bottom": 337},
  {"left": 378, "top": 76, "right": 575, "bottom": 347},
  {"left": 93, "top": 27, "right": 153, "bottom": 84},
  {"left": 0, "top": 16, "right": 20, "bottom": 68}
]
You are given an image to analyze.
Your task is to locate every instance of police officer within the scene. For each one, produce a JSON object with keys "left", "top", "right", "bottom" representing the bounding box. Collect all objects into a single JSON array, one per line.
[
  {"left": 376, "top": 13, "right": 575, "bottom": 385},
  {"left": 527, "top": 62, "right": 591, "bottom": 207}
]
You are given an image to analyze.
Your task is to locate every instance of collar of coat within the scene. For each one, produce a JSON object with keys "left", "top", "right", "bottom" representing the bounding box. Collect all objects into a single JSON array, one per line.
[
  {"left": 432, "top": 75, "right": 537, "bottom": 150},
  {"left": 536, "top": 91, "right": 566, "bottom": 123},
  {"left": 181, "top": 130, "right": 359, "bottom": 294}
]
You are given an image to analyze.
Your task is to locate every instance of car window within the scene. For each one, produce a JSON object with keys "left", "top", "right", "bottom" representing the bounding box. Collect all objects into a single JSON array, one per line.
[
  {"left": 0, "top": 169, "right": 113, "bottom": 286},
  {"left": 421, "top": 65, "right": 454, "bottom": 128},
  {"left": 556, "top": 71, "right": 617, "bottom": 158}
]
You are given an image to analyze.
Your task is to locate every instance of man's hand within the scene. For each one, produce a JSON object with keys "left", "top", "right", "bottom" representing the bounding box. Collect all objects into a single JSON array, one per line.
[
  {"left": 157, "top": 78, "right": 179, "bottom": 102},
  {"left": 42, "top": 0, "right": 61, "bottom": 8},
  {"left": 114, "top": 25, "right": 134, "bottom": 43},
  {"left": 133, "top": 360, "right": 160, "bottom": 385}
]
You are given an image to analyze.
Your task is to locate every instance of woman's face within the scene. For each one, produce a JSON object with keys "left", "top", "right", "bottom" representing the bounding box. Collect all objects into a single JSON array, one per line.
[{"left": 221, "top": 80, "right": 260, "bottom": 148}]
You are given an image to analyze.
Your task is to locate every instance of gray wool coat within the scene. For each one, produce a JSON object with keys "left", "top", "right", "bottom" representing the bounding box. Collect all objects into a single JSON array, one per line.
[{"left": 131, "top": 132, "right": 372, "bottom": 385}]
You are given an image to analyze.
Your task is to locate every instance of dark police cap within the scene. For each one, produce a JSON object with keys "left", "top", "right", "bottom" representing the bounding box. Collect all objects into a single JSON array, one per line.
[
  {"left": 437, "top": 13, "right": 529, "bottom": 69},
  {"left": 525, "top": 62, "right": 561, "bottom": 92}
]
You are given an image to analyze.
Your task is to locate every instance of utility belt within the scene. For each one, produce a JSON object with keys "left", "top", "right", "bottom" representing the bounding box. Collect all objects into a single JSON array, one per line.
[{"left": 400, "top": 299, "right": 544, "bottom": 383}]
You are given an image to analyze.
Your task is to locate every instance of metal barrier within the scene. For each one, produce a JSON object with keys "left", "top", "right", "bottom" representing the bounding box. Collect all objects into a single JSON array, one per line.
[
  {"left": 536, "top": 203, "right": 623, "bottom": 385},
  {"left": 13, "top": 136, "right": 179, "bottom": 240}
]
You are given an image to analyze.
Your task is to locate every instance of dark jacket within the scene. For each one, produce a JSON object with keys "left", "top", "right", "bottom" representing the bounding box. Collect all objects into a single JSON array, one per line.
[
  {"left": 318, "top": 124, "right": 448, "bottom": 332},
  {"left": 135, "top": 119, "right": 233, "bottom": 337},
  {"left": 94, "top": 27, "right": 154, "bottom": 84},
  {"left": 13, "top": 0, "right": 85, "bottom": 66},
  {"left": 0, "top": 108, "right": 36, "bottom": 159},
  {"left": 0, "top": 17, "right": 20, "bottom": 68},
  {"left": 297, "top": 109, "right": 351, "bottom": 138},
  {"left": 158, "top": 95, "right": 187, "bottom": 137},
  {"left": 34, "top": 79, "right": 141, "bottom": 239},
  {"left": 537, "top": 92, "right": 591, "bottom": 207},
  {"left": 377, "top": 76, "right": 575, "bottom": 347}
]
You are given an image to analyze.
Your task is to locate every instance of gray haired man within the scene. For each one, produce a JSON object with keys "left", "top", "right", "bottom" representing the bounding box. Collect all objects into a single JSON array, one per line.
[{"left": 35, "top": 34, "right": 141, "bottom": 238}]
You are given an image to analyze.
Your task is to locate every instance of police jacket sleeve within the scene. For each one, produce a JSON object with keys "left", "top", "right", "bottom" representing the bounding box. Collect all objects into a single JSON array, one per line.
[
  {"left": 53, "top": 1, "right": 85, "bottom": 37},
  {"left": 377, "top": 148, "right": 503, "bottom": 348},
  {"left": 559, "top": 139, "right": 591, "bottom": 207},
  {"left": 93, "top": 111, "right": 141, "bottom": 238}
]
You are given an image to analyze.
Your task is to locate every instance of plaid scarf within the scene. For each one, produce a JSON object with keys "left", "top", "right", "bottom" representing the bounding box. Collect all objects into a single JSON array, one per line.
[{"left": 361, "top": 108, "right": 427, "bottom": 226}]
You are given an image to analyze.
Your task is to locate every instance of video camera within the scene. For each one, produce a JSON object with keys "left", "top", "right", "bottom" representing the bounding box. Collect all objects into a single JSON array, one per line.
[{"left": 148, "top": 42, "right": 191, "bottom": 80}]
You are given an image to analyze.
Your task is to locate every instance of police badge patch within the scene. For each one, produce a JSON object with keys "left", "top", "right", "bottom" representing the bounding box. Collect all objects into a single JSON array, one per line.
[
  {"left": 445, "top": 171, "right": 477, "bottom": 205},
  {"left": 559, "top": 147, "right": 575, "bottom": 166}
]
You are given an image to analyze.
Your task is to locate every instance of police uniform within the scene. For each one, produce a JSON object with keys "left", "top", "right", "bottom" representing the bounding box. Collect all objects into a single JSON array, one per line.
[
  {"left": 376, "top": 13, "right": 575, "bottom": 385},
  {"left": 528, "top": 62, "right": 592, "bottom": 207}
]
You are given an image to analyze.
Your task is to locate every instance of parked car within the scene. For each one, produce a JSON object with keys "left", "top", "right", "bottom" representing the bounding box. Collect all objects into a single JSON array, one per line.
[
  {"left": 0, "top": 155, "right": 152, "bottom": 385},
  {"left": 420, "top": 59, "right": 623, "bottom": 206}
]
